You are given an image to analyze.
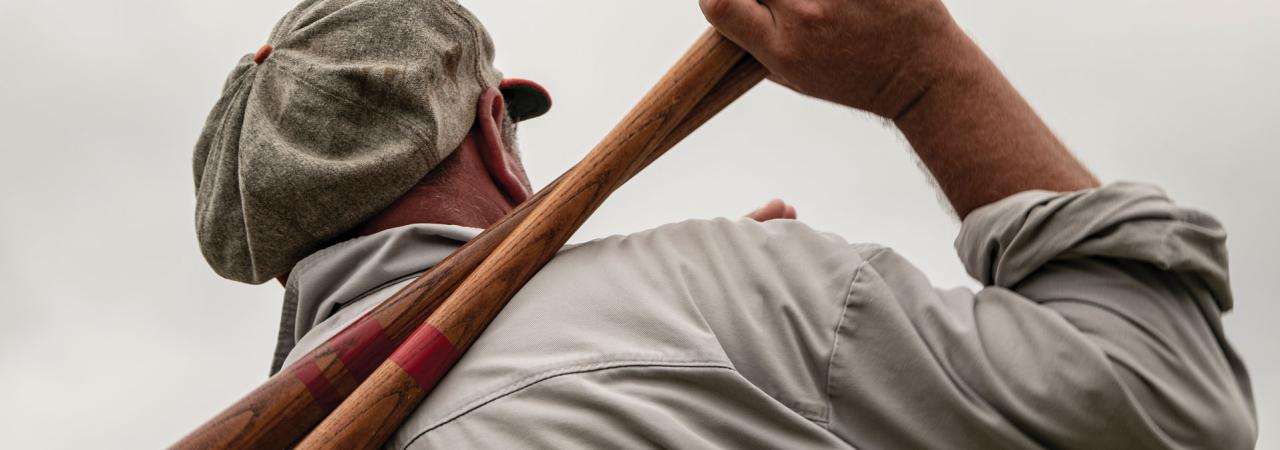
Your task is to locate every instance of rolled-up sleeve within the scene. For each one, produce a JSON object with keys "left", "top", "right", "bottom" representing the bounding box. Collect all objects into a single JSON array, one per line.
[
  {"left": 952, "top": 182, "right": 1256, "bottom": 448},
  {"left": 825, "top": 182, "right": 1255, "bottom": 450}
]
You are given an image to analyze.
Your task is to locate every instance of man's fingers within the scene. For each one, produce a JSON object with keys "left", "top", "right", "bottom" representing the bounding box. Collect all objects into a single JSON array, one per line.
[
  {"left": 746, "top": 198, "right": 794, "bottom": 222},
  {"left": 699, "top": 0, "right": 774, "bottom": 53}
]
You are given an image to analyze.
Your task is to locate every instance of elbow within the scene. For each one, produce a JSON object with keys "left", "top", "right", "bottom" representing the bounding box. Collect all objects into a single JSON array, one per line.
[
  {"left": 1173, "top": 398, "right": 1256, "bottom": 450},
  {"left": 1146, "top": 383, "right": 1257, "bottom": 450}
]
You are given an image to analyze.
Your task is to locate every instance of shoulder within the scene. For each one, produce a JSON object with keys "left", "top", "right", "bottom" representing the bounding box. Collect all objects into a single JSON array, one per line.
[
  {"left": 392, "top": 219, "right": 894, "bottom": 448},
  {"left": 554, "top": 217, "right": 886, "bottom": 276},
  {"left": 582, "top": 216, "right": 862, "bottom": 249},
  {"left": 529, "top": 218, "right": 892, "bottom": 323}
]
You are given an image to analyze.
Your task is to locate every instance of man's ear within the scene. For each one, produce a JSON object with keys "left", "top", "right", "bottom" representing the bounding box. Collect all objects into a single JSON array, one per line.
[{"left": 474, "top": 87, "right": 531, "bottom": 205}]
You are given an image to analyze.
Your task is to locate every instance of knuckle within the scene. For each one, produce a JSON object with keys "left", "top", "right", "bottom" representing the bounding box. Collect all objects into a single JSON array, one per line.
[
  {"left": 791, "top": 1, "right": 830, "bottom": 23},
  {"left": 699, "top": 0, "right": 730, "bottom": 20},
  {"left": 770, "top": 42, "right": 803, "bottom": 66}
]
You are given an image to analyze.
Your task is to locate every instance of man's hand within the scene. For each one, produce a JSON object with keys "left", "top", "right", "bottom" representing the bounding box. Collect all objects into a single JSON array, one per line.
[
  {"left": 699, "top": 0, "right": 964, "bottom": 118},
  {"left": 746, "top": 198, "right": 798, "bottom": 222},
  {"left": 700, "top": 0, "right": 1099, "bottom": 217}
]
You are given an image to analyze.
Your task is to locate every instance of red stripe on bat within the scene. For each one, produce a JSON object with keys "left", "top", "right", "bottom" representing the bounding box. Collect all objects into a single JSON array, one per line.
[
  {"left": 389, "top": 325, "right": 461, "bottom": 392},
  {"left": 327, "top": 315, "right": 397, "bottom": 379},
  {"left": 290, "top": 357, "right": 342, "bottom": 411}
]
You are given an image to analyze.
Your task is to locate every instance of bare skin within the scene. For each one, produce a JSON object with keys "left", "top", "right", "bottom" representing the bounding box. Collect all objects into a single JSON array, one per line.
[
  {"left": 700, "top": 0, "right": 1100, "bottom": 217},
  {"left": 275, "top": 88, "right": 530, "bottom": 286},
  {"left": 280, "top": 1, "right": 1098, "bottom": 285},
  {"left": 747, "top": 198, "right": 798, "bottom": 222},
  {"left": 347, "top": 88, "right": 533, "bottom": 238},
  {"left": 277, "top": 87, "right": 794, "bottom": 285},
  {"left": 351, "top": 87, "right": 798, "bottom": 238}
]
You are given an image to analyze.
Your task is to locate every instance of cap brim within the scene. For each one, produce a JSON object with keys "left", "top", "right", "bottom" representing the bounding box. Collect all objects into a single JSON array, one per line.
[{"left": 500, "top": 78, "right": 552, "bottom": 122}]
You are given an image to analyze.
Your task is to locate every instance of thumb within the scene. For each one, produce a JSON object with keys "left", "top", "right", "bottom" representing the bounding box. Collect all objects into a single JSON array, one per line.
[{"left": 699, "top": 0, "right": 774, "bottom": 53}]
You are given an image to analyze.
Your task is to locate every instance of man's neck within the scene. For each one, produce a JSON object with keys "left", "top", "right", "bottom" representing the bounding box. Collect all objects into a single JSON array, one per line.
[
  {"left": 345, "top": 184, "right": 511, "bottom": 237},
  {"left": 276, "top": 144, "right": 514, "bottom": 286},
  {"left": 351, "top": 142, "right": 514, "bottom": 237}
]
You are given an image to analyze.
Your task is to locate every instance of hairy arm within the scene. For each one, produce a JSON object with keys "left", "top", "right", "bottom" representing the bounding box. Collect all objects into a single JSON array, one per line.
[
  {"left": 699, "top": 0, "right": 1097, "bottom": 217},
  {"left": 892, "top": 28, "right": 1098, "bottom": 216},
  {"left": 700, "top": 2, "right": 1255, "bottom": 447}
]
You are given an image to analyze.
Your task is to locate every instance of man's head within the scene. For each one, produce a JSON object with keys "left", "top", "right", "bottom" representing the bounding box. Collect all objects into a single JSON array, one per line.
[
  {"left": 192, "top": 0, "right": 549, "bottom": 284},
  {"left": 343, "top": 85, "right": 535, "bottom": 240}
]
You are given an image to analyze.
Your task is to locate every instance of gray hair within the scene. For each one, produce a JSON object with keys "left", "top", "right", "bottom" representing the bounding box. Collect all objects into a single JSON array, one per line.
[{"left": 501, "top": 110, "right": 519, "bottom": 149}]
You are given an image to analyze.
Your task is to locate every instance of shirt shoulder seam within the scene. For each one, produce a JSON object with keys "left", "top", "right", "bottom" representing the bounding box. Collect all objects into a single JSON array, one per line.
[{"left": 823, "top": 247, "right": 892, "bottom": 426}]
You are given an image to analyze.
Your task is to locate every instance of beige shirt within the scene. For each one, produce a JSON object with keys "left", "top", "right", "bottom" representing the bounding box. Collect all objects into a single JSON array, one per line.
[{"left": 276, "top": 182, "right": 1256, "bottom": 449}]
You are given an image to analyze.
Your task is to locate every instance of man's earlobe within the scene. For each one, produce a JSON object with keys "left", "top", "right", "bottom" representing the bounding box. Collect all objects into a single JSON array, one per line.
[{"left": 475, "top": 87, "right": 531, "bottom": 205}]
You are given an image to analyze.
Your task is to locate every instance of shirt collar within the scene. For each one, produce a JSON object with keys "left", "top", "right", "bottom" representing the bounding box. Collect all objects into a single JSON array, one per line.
[{"left": 270, "top": 223, "right": 480, "bottom": 374}]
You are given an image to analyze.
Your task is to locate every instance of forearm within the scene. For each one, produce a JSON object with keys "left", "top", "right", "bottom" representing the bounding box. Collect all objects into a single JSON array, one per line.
[
  {"left": 700, "top": 0, "right": 1099, "bottom": 218},
  {"left": 893, "top": 28, "right": 1099, "bottom": 218}
]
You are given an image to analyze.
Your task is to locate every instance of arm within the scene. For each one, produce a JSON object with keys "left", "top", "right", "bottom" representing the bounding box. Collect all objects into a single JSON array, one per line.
[
  {"left": 894, "top": 31, "right": 1099, "bottom": 217},
  {"left": 947, "top": 185, "right": 1257, "bottom": 449},
  {"left": 699, "top": 0, "right": 1097, "bottom": 217},
  {"left": 701, "top": 2, "right": 1256, "bottom": 447}
]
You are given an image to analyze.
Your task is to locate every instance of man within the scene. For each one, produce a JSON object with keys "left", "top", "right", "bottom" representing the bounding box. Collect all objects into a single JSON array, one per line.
[{"left": 194, "top": 0, "right": 1256, "bottom": 448}]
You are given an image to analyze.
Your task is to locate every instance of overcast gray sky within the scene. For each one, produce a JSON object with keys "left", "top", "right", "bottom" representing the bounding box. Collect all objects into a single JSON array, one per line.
[{"left": 0, "top": 0, "right": 1276, "bottom": 448}]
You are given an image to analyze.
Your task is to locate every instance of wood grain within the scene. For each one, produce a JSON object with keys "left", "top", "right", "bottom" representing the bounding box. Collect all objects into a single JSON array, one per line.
[
  {"left": 171, "top": 29, "right": 764, "bottom": 450},
  {"left": 294, "top": 29, "right": 761, "bottom": 450}
]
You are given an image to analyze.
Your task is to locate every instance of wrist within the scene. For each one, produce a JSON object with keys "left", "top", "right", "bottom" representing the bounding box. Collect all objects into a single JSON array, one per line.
[
  {"left": 887, "top": 27, "right": 1099, "bottom": 217},
  {"left": 873, "top": 23, "right": 992, "bottom": 121}
]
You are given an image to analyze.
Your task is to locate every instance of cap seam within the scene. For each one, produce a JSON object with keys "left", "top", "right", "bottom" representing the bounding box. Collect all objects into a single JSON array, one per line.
[
  {"left": 196, "top": 64, "right": 257, "bottom": 274},
  {"left": 442, "top": 1, "right": 499, "bottom": 94},
  {"left": 196, "top": 64, "right": 254, "bottom": 206},
  {"left": 198, "top": 59, "right": 256, "bottom": 192},
  {"left": 266, "top": 56, "right": 444, "bottom": 168},
  {"left": 195, "top": 0, "right": 504, "bottom": 284}
]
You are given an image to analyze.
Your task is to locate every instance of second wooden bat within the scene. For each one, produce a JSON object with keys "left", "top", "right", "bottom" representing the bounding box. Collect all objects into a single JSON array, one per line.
[{"left": 171, "top": 29, "right": 764, "bottom": 449}]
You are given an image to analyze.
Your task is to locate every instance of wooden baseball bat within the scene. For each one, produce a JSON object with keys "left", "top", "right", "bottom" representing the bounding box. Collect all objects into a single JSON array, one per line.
[
  {"left": 171, "top": 31, "right": 764, "bottom": 450},
  {"left": 293, "top": 28, "right": 753, "bottom": 450}
]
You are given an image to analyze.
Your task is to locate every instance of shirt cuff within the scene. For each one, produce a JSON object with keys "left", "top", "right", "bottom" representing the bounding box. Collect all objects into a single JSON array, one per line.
[{"left": 955, "top": 181, "right": 1233, "bottom": 311}]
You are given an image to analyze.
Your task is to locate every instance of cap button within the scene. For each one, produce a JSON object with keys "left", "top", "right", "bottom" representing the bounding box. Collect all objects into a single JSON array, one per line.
[{"left": 253, "top": 44, "right": 274, "bottom": 65}]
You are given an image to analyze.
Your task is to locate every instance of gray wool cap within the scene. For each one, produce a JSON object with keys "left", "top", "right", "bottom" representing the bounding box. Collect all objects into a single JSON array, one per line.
[{"left": 194, "top": 0, "right": 511, "bottom": 284}]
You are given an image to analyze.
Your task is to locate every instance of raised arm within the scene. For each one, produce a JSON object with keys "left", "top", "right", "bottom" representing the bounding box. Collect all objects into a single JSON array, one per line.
[
  {"left": 699, "top": 0, "right": 1098, "bottom": 217},
  {"left": 701, "top": 2, "right": 1257, "bottom": 448}
]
